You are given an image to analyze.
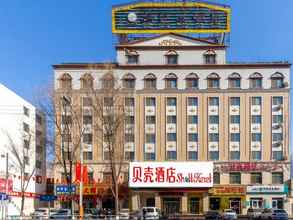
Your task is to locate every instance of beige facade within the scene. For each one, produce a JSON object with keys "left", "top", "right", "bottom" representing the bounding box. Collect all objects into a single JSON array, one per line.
[{"left": 53, "top": 33, "right": 291, "bottom": 215}]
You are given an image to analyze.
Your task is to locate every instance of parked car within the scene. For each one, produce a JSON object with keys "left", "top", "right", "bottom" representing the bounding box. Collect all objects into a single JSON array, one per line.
[
  {"left": 260, "top": 209, "right": 288, "bottom": 220},
  {"left": 49, "top": 209, "right": 71, "bottom": 219},
  {"left": 222, "top": 209, "right": 237, "bottom": 220},
  {"left": 119, "top": 208, "right": 130, "bottom": 220},
  {"left": 130, "top": 210, "right": 143, "bottom": 220},
  {"left": 84, "top": 208, "right": 101, "bottom": 219},
  {"left": 205, "top": 210, "right": 222, "bottom": 220},
  {"left": 247, "top": 208, "right": 263, "bottom": 220},
  {"left": 142, "top": 207, "right": 161, "bottom": 220},
  {"left": 31, "top": 208, "right": 59, "bottom": 219}
]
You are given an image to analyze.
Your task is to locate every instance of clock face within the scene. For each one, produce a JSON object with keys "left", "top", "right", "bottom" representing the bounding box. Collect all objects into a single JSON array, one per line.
[{"left": 128, "top": 12, "right": 137, "bottom": 22}]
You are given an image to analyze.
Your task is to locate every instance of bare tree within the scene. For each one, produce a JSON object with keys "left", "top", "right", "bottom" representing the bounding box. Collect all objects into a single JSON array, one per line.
[
  {"left": 3, "top": 129, "right": 36, "bottom": 216},
  {"left": 37, "top": 84, "right": 85, "bottom": 213}
]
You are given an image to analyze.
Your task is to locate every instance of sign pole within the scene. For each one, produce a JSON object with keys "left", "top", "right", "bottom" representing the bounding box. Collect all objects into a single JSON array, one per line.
[
  {"left": 5, "top": 153, "right": 8, "bottom": 219},
  {"left": 79, "top": 144, "right": 84, "bottom": 219}
]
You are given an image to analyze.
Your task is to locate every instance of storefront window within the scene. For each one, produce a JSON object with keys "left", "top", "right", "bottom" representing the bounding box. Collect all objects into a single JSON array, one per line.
[
  {"left": 209, "top": 198, "right": 221, "bottom": 210},
  {"left": 272, "top": 198, "right": 284, "bottom": 209},
  {"left": 250, "top": 198, "right": 263, "bottom": 209},
  {"left": 189, "top": 198, "right": 200, "bottom": 214}
]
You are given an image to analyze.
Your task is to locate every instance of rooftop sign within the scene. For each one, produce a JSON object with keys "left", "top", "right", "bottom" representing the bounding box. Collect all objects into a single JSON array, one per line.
[
  {"left": 129, "top": 162, "right": 213, "bottom": 188},
  {"left": 112, "top": 2, "right": 231, "bottom": 34}
]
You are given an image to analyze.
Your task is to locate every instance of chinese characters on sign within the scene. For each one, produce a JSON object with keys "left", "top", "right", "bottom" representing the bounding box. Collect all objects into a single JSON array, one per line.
[
  {"left": 129, "top": 162, "right": 213, "bottom": 188},
  {"left": 247, "top": 185, "right": 285, "bottom": 194},
  {"left": 214, "top": 162, "right": 283, "bottom": 173},
  {"left": 211, "top": 186, "right": 246, "bottom": 195},
  {"left": 55, "top": 185, "right": 76, "bottom": 195}
]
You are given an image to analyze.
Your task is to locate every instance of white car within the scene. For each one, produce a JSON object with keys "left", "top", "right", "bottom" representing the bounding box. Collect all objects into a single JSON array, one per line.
[
  {"left": 31, "top": 208, "right": 59, "bottom": 219},
  {"left": 142, "top": 207, "right": 161, "bottom": 220},
  {"left": 119, "top": 209, "right": 130, "bottom": 220},
  {"left": 222, "top": 209, "right": 237, "bottom": 220}
]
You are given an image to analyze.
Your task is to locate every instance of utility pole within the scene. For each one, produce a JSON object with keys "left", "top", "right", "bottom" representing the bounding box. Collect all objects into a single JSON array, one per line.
[{"left": 79, "top": 144, "right": 83, "bottom": 219}]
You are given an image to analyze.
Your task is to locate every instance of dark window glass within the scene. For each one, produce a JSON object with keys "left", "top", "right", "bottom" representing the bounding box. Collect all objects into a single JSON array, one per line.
[
  {"left": 145, "top": 97, "right": 156, "bottom": 106},
  {"left": 208, "top": 79, "right": 220, "bottom": 88},
  {"left": 251, "top": 133, "right": 262, "bottom": 142},
  {"left": 186, "top": 79, "right": 198, "bottom": 89},
  {"left": 230, "top": 151, "right": 240, "bottom": 160},
  {"left": 251, "top": 97, "right": 262, "bottom": 105},
  {"left": 125, "top": 97, "right": 135, "bottom": 107},
  {"left": 251, "top": 115, "right": 262, "bottom": 124},
  {"left": 83, "top": 152, "right": 93, "bottom": 160},
  {"left": 209, "top": 116, "right": 219, "bottom": 124},
  {"left": 166, "top": 55, "right": 178, "bottom": 65},
  {"left": 272, "top": 151, "right": 283, "bottom": 161},
  {"left": 251, "top": 173, "right": 262, "bottom": 184},
  {"left": 230, "top": 115, "right": 240, "bottom": 124},
  {"left": 83, "top": 133, "right": 92, "bottom": 144},
  {"left": 230, "top": 172, "right": 241, "bottom": 184},
  {"left": 213, "top": 172, "right": 220, "bottom": 184},
  {"left": 145, "top": 79, "right": 157, "bottom": 89},
  {"left": 188, "top": 97, "right": 198, "bottom": 106},
  {"left": 251, "top": 151, "right": 262, "bottom": 160},
  {"left": 209, "top": 151, "right": 219, "bottom": 160},
  {"left": 123, "top": 79, "right": 135, "bottom": 89},
  {"left": 231, "top": 133, "right": 240, "bottom": 142},
  {"left": 204, "top": 54, "right": 216, "bottom": 64},
  {"left": 167, "top": 116, "right": 176, "bottom": 124},
  {"left": 125, "top": 152, "right": 135, "bottom": 161},
  {"left": 127, "top": 55, "right": 138, "bottom": 64},
  {"left": 209, "top": 133, "right": 219, "bottom": 142},
  {"left": 272, "top": 97, "right": 283, "bottom": 105},
  {"left": 166, "top": 79, "right": 177, "bottom": 89},
  {"left": 167, "top": 151, "right": 177, "bottom": 160},
  {"left": 188, "top": 116, "right": 198, "bottom": 124},
  {"left": 230, "top": 97, "right": 240, "bottom": 106},
  {"left": 250, "top": 79, "right": 262, "bottom": 89},
  {"left": 272, "top": 172, "right": 283, "bottom": 184},
  {"left": 188, "top": 133, "right": 198, "bottom": 142},
  {"left": 188, "top": 151, "right": 198, "bottom": 160},
  {"left": 146, "top": 116, "right": 156, "bottom": 124},
  {"left": 229, "top": 79, "right": 241, "bottom": 88},
  {"left": 271, "top": 78, "right": 284, "bottom": 88},
  {"left": 144, "top": 152, "right": 155, "bottom": 161},
  {"left": 145, "top": 134, "right": 156, "bottom": 143},
  {"left": 209, "top": 97, "right": 219, "bottom": 106},
  {"left": 167, "top": 133, "right": 177, "bottom": 142},
  {"left": 167, "top": 98, "right": 177, "bottom": 106}
]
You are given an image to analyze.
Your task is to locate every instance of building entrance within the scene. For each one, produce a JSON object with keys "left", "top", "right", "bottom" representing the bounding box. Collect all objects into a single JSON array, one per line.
[
  {"left": 163, "top": 198, "right": 180, "bottom": 215},
  {"left": 229, "top": 198, "right": 241, "bottom": 214}
]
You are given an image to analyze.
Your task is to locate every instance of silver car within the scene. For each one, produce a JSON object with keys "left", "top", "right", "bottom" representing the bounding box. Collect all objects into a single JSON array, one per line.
[{"left": 260, "top": 209, "right": 288, "bottom": 220}]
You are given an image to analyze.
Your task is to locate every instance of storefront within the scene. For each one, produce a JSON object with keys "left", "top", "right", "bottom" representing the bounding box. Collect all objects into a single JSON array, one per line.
[
  {"left": 129, "top": 162, "right": 213, "bottom": 214},
  {"left": 209, "top": 186, "right": 246, "bottom": 214},
  {"left": 246, "top": 185, "right": 288, "bottom": 212}
]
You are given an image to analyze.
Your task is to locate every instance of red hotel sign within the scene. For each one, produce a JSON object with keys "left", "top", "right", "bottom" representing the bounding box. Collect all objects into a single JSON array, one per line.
[
  {"left": 214, "top": 162, "right": 283, "bottom": 173},
  {"left": 129, "top": 162, "right": 213, "bottom": 188}
]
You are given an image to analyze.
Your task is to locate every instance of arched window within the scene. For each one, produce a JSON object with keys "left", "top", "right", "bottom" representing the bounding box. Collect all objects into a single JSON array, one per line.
[
  {"left": 101, "top": 72, "right": 115, "bottom": 89},
  {"left": 249, "top": 72, "right": 263, "bottom": 89},
  {"left": 185, "top": 73, "right": 199, "bottom": 89},
  {"left": 58, "top": 73, "right": 72, "bottom": 89},
  {"left": 80, "top": 73, "right": 94, "bottom": 89},
  {"left": 271, "top": 72, "right": 284, "bottom": 88},
  {"left": 204, "top": 49, "right": 217, "bottom": 64},
  {"left": 125, "top": 50, "right": 139, "bottom": 64},
  {"left": 164, "top": 73, "right": 178, "bottom": 89},
  {"left": 165, "top": 50, "right": 178, "bottom": 65},
  {"left": 207, "top": 73, "right": 220, "bottom": 89},
  {"left": 122, "top": 73, "right": 136, "bottom": 89},
  {"left": 144, "top": 73, "right": 157, "bottom": 89},
  {"left": 228, "top": 72, "right": 241, "bottom": 88}
]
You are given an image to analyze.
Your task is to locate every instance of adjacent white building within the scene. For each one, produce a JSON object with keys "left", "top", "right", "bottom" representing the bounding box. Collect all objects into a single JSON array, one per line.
[{"left": 0, "top": 83, "right": 46, "bottom": 216}]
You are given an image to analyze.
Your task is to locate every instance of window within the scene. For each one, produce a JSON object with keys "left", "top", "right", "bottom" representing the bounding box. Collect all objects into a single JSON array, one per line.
[
  {"left": 145, "top": 97, "right": 156, "bottom": 106},
  {"left": 144, "top": 73, "right": 157, "bottom": 89},
  {"left": 167, "top": 133, "right": 177, "bottom": 142},
  {"left": 273, "top": 115, "right": 283, "bottom": 123},
  {"left": 230, "top": 151, "right": 240, "bottom": 160},
  {"left": 249, "top": 72, "right": 263, "bottom": 89},
  {"left": 272, "top": 97, "right": 283, "bottom": 105},
  {"left": 167, "top": 151, "right": 177, "bottom": 160},
  {"left": 231, "top": 133, "right": 240, "bottom": 142},
  {"left": 82, "top": 97, "right": 92, "bottom": 107},
  {"left": 125, "top": 152, "right": 135, "bottom": 161},
  {"left": 62, "top": 133, "right": 72, "bottom": 143},
  {"left": 188, "top": 134, "right": 198, "bottom": 142},
  {"left": 87, "top": 172, "right": 94, "bottom": 183},
  {"left": 272, "top": 151, "right": 283, "bottom": 161},
  {"left": 209, "top": 151, "right": 219, "bottom": 160},
  {"left": 126, "top": 50, "right": 139, "bottom": 64},
  {"left": 146, "top": 116, "right": 156, "bottom": 124},
  {"left": 24, "top": 140, "right": 30, "bottom": 149},
  {"left": 207, "top": 73, "right": 220, "bottom": 89},
  {"left": 230, "top": 172, "right": 241, "bottom": 184},
  {"left": 251, "top": 97, "right": 262, "bottom": 105},
  {"left": 188, "top": 97, "right": 198, "bottom": 106},
  {"left": 101, "top": 73, "right": 115, "bottom": 89},
  {"left": 251, "top": 173, "right": 262, "bottom": 184},
  {"left": 251, "top": 115, "right": 262, "bottom": 124},
  {"left": 167, "top": 116, "right": 176, "bottom": 124},
  {"left": 165, "top": 50, "right": 178, "bottom": 65},
  {"left": 165, "top": 73, "right": 178, "bottom": 89},
  {"left": 125, "top": 133, "right": 135, "bottom": 142},
  {"left": 167, "top": 97, "right": 177, "bottom": 106},
  {"left": 209, "top": 133, "right": 219, "bottom": 142},
  {"left": 103, "top": 151, "right": 110, "bottom": 160},
  {"left": 103, "top": 172, "right": 112, "bottom": 183},
  {"left": 122, "top": 73, "right": 136, "bottom": 89},
  {"left": 125, "top": 116, "right": 135, "bottom": 124},
  {"left": 83, "top": 115, "right": 92, "bottom": 125},
  {"left": 23, "top": 106, "right": 30, "bottom": 117},
  {"left": 188, "top": 116, "right": 198, "bottom": 124},
  {"left": 80, "top": 73, "right": 93, "bottom": 89},
  {"left": 83, "top": 152, "right": 93, "bottom": 160},
  {"left": 209, "top": 116, "right": 219, "bottom": 124},
  {"left": 144, "top": 153, "right": 155, "bottom": 161},
  {"left": 23, "top": 123, "right": 30, "bottom": 133},
  {"left": 145, "top": 134, "right": 155, "bottom": 143},
  {"left": 228, "top": 73, "right": 241, "bottom": 88},
  {"left": 204, "top": 50, "right": 216, "bottom": 64},
  {"left": 230, "top": 97, "right": 240, "bottom": 106},
  {"left": 104, "top": 97, "right": 113, "bottom": 106},
  {"left": 188, "top": 151, "right": 198, "bottom": 160},
  {"left": 125, "top": 97, "right": 135, "bottom": 107},
  {"left": 83, "top": 133, "right": 92, "bottom": 144},
  {"left": 230, "top": 115, "right": 240, "bottom": 124},
  {"left": 272, "top": 172, "right": 283, "bottom": 184},
  {"left": 59, "top": 73, "right": 72, "bottom": 89},
  {"left": 189, "top": 198, "right": 200, "bottom": 214},
  {"left": 272, "top": 133, "right": 283, "bottom": 141},
  {"left": 36, "top": 160, "right": 42, "bottom": 169},
  {"left": 271, "top": 72, "right": 284, "bottom": 88},
  {"left": 213, "top": 172, "right": 220, "bottom": 184},
  {"left": 36, "top": 114, "right": 42, "bottom": 124},
  {"left": 24, "top": 156, "right": 29, "bottom": 165},
  {"left": 62, "top": 115, "right": 72, "bottom": 124},
  {"left": 251, "top": 133, "right": 261, "bottom": 142},
  {"left": 251, "top": 151, "right": 261, "bottom": 160},
  {"left": 185, "top": 73, "right": 199, "bottom": 89},
  {"left": 209, "top": 97, "right": 219, "bottom": 106}
]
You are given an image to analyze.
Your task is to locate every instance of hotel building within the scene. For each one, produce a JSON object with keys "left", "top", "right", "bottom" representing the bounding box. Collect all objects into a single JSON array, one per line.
[{"left": 53, "top": 1, "right": 291, "bottom": 215}]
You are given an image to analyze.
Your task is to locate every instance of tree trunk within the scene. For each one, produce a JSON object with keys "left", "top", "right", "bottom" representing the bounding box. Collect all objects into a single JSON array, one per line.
[
  {"left": 115, "top": 182, "right": 119, "bottom": 219},
  {"left": 20, "top": 193, "right": 25, "bottom": 217}
]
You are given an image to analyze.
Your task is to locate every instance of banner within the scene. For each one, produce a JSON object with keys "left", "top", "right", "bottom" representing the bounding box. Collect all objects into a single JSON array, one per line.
[{"left": 129, "top": 162, "right": 213, "bottom": 188}]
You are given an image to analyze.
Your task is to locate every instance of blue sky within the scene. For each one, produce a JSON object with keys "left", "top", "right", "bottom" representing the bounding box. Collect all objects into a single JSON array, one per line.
[{"left": 0, "top": 0, "right": 292, "bottom": 107}]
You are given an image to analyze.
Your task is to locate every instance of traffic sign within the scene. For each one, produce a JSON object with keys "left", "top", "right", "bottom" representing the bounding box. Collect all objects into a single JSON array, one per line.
[
  {"left": 39, "top": 195, "right": 57, "bottom": 202},
  {"left": 55, "top": 185, "right": 76, "bottom": 195},
  {"left": 0, "top": 193, "right": 8, "bottom": 201}
]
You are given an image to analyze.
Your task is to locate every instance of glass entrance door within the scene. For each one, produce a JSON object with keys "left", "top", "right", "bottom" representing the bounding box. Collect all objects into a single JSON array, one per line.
[
  {"left": 189, "top": 198, "right": 200, "bottom": 214},
  {"left": 163, "top": 198, "right": 180, "bottom": 215},
  {"left": 229, "top": 198, "right": 241, "bottom": 214}
]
